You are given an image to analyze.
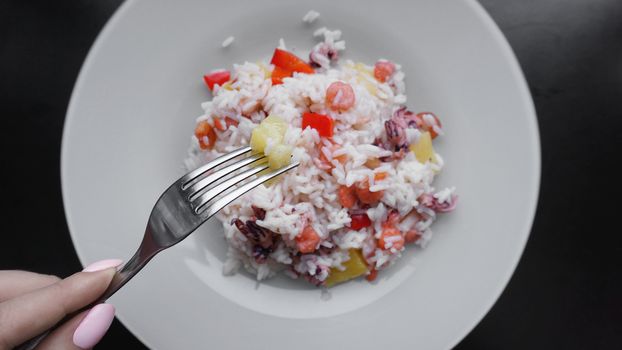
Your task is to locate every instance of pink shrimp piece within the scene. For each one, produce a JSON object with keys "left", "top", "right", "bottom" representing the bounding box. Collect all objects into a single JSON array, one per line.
[
  {"left": 374, "top": 60, "right": 396, "bottom": 83},
  {"left": 326, "top": 81, "right": 355, "bottom": 111}
]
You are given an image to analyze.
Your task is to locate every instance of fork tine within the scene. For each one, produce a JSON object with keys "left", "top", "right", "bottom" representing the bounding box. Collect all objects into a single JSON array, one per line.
[
  {"left": 186, "top": 153, "right": 267, "bottom": 199},
  {"left": 197, "top": 161, "right": 300, "bottom": 216},
  {"left": 181, "top": 146, "right": 252, "bottom": 189},
  {"left": 192, "top": 163, "right": 271, "bottom": 213}
]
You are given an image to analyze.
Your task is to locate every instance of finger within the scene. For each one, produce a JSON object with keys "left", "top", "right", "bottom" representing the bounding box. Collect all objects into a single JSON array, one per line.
[
  {"left": 0, "top": 268, "right": 116, "bottom": 349},
  {"left": 37, "top": 303, "right": 115, "bottom": 350},
  {"left": 0, "top": 271, "right": 60, "bottom": 302},
  {"left": 36, "top": 309, "right": 89, "bottom": 350}
]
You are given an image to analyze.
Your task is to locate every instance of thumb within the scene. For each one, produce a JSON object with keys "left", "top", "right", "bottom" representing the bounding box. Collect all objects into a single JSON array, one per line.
[{"left": 0, "top": 260, "right": 121, "bottom": 350}]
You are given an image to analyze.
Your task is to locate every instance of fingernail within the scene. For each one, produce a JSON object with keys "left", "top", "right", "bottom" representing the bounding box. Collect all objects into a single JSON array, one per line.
[
  {"left": 73, "top": 303, "right": 115, "bottom": 349},
  {"left": 82, "top": 259, "right": 123, "bottom": 272}
]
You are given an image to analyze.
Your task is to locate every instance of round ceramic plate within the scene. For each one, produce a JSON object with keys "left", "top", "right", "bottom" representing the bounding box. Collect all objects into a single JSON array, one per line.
[{"left": 62, "top": 0, "right": 540, "bottom": 348}]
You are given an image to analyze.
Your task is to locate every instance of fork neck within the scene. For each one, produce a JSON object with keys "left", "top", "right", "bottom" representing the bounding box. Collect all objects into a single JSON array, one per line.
[{"left": 98, "top": 230, "right": 162, "bottom": 302}]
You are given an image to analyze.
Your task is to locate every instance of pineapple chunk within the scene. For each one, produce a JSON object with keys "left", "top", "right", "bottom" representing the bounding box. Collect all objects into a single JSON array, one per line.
[
  {"left": 256, "top": 167, "right": 281, "bottom": 186},
  {"left": 410, "top": 131, "right": 436, "bottom": 163},
  {"left": 251, "top": 115, "right": 292, "bottom": 170},
  {"left": 353, "top": 62, "right": 373, "bottom": 77},
  {"left": 250, "top": 115, "right": 288, "bottom": 153},
  {"left": 262, "top": 115, "right": 288, "bottom": 136},
  {"left": 268, "top": 144, "right": 292, "bottom": 169},
  {"left": 324, "top": 249, "right": 369, "bottom": 287},
  {"left": 250, "top": 127, "right": 270, "bottom": 153},
  {"left": 257, "top": 62, "right": 271, "bottom": 79},
  {"left": 349, "top": 62, "right": 377, "bottom": 96},
  {"left": 345, "top": 61, "right": 376, "bottom": 94},
  {"left": 221, "top": 81, "right": 233, "bottom": 91},
  {"left": 357, "top": 76, "right": 378, "bottom": 96}
]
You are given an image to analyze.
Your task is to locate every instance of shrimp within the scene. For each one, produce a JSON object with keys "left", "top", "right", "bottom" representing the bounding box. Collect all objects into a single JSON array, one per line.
[{"left": 326, "top": 81, "right": 355, "bottom": 111}]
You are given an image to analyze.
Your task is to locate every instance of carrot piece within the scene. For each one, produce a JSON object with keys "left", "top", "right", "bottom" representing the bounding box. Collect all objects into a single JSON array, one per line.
[
  {"left": 194, "top": 120, "right": 217, "bottom": 150},
  {"left": 378, "top": 226, "right": 404, "bottom": 251},
  {"left": 354, "top": 179, "right": 384, "bottom": 204},
  {"left": 416, "top": 112, "right": 443, "bottom": 139},
  {"left": 318, "top": 143, "right": 347, "bottom": 171},
  {"left": 366, "top": 268, "right": 378, "bottom": 282},
  {"left": 404, "top": 229, "right": 421, "bottom": 244},
  {"left": 374, "top": 171, "right": 388, "bottom": 181},
  {"left": 296, "top": 225, "right": 321, "bottom": 254},
  {"left": 213, "top": 117, "right": 225, "bottom": 131},
  {"left": 224, "top": 116, "right": 239, "bottom": 128},
  {"left": 338, "top": 185, "right": 357, "bottom": 209}
]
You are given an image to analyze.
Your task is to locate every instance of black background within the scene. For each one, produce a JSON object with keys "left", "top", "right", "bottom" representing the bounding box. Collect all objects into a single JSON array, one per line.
[{"left": 1, "top": 0, "right": 621, "bottom": 349}]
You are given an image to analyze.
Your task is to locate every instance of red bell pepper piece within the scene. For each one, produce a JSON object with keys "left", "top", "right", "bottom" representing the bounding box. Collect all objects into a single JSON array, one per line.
[
  {"left": 270, "top": 48, "right": 314, "bottom": 74},
  {"left": 349, "top": 213, "right": 372, "bottom": 230},
  {"left": 302, "top": 112, "right": 334, "bottom": 137},
  {"left": 203, "top": 70, "right": 230, "bottom": 91},
  {"left": 271, "top": 66, "right": 292, "bottom": 85}
]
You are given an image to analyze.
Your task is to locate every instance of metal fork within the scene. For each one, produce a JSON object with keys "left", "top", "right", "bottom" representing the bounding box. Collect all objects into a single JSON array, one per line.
[{"left": 18, "top": 146, "right": 299, "bottom": 350}]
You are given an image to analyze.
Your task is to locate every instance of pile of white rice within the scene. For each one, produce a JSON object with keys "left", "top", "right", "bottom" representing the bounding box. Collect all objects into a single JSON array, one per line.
[{"left": 185, "top": 25, "right": 456, "bottom": 286}]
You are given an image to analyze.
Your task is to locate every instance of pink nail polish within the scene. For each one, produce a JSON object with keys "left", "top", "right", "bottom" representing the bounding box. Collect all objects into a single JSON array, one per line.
[
  {"left": 73, "top": 303, "right": 115, "bottom": 349},
  {"left": 82, "top": 259, "right": 123, "bottom": 272}
]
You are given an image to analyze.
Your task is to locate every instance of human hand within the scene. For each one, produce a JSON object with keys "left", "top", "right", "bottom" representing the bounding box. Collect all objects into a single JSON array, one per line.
[{"left": 0, "top": 259, "right": 122, "bottom": 350}]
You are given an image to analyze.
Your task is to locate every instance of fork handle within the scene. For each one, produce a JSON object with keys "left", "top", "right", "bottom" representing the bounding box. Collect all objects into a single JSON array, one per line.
[{"left": 15, "top": 237, "right": 161, "bottom": 350}]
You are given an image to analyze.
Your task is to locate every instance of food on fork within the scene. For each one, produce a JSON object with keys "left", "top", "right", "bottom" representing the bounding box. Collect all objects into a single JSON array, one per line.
[{"left": 185, "top": 27, "right": 457, "bottom": 287}]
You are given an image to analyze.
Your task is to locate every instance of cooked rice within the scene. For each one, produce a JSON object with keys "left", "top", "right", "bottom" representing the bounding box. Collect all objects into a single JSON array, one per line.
[
  {"left": 302, "top": 10, "right": 320, "bottom": 23},
  {"left": 221, "top": 36, "right": 235, "bottom": 48},
  {"left": 186, "top": 24, "right": 457, "bottom": 286}
]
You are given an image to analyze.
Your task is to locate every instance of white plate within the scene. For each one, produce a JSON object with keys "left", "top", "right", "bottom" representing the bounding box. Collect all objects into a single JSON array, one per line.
[{"left": 62, "top": 0, "right": 540, "bottom": 348}]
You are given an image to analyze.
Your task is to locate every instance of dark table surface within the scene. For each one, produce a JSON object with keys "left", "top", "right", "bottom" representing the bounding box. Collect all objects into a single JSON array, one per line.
[{"left": 1, "top": 0, "right": 621, "bottom": 349}]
